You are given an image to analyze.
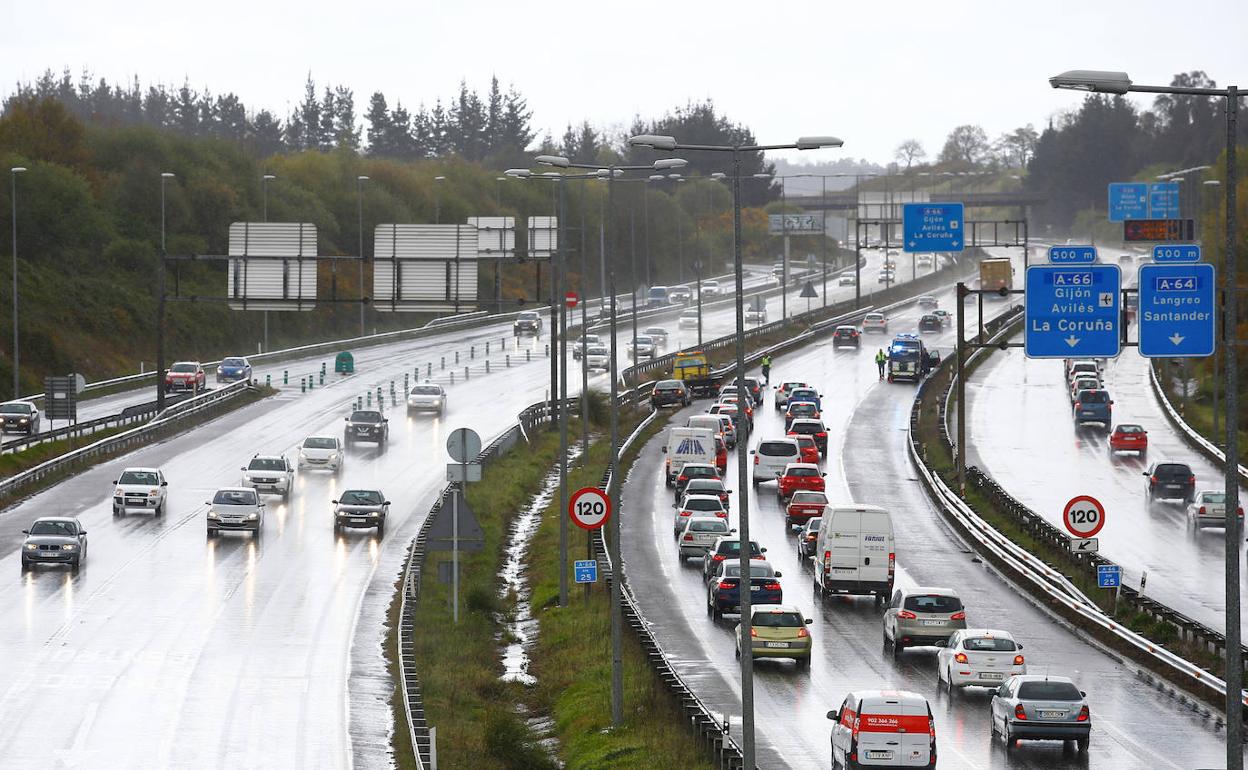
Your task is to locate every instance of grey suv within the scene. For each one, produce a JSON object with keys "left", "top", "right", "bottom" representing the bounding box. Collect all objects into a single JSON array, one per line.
[
  {"left": 883, "top": 586, "right": 967, "bottom": 657},
  {"left": 345, "top": 410, "right": 389, "bottom": 445},
  {"left": 333, "top": 489, "right": 391, "bottom": 534}
]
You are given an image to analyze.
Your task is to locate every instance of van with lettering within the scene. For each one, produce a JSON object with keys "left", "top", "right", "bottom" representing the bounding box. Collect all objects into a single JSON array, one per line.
[
  {"left": 827, "top": 690, "right": 936, "bottom": 769},
  {"left": 662, "top": 427, "right": 716, "bottom": 487},
  {"left": 813, "top": 504, "right": 895, "bottom": 602}
]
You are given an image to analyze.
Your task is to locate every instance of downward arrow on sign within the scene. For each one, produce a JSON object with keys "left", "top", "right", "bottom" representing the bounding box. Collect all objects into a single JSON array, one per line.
[
  {"left": 1064, "top": 335, "right": 1080, "bottom": 348},
  {"left": 1169, "top": 333, "right": 1185, "bottom": 345}
]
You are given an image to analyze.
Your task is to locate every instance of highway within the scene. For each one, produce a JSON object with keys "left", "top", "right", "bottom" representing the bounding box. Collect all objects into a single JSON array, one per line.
[
  {"left": 619, "top": 250, "right": 1236, "bottom": 768},
  {"left": 0, "top": 249, "right": 938, "bottom": 768}
]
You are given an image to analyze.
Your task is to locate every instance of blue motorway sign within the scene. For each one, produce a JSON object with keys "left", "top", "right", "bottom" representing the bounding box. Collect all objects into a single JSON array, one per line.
[
  {"left": 573, "top": 559, "right": 598, "bottom": 584},
  {"left": 1149, "top": 182, "right": 1180, "bottom": 218},
  {"left": 1152, "top": 244, "right": 1201, "bottom": 263},
  {"left": 1024, "top": 265, "right": 1122, "bottom": 359},
  {"left": 903, "top": 203, "right": 965, "bottom": 253},
  {"left": 1097, "top": 564, "right": 1121, "bottom": 589},
  {"left": 1108, "top": 183, "right": 1148, "bottom": 222},
  {"left": 1047, "top": 245, "right": 1096, "bottom": 264},
  {"left": 1138, "top": 263, "right": 1216, "bottom": 358}
]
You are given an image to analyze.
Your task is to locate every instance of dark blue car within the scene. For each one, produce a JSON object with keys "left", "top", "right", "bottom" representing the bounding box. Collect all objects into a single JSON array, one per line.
[
  {"left": 706, "top": 561, "right": 783, "bottom": 619},
  {"left": 216, "top": 356, "right": 253, "bottom": 383}
]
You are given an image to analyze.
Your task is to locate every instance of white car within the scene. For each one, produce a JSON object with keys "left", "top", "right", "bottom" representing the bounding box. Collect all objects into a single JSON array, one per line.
[
  {"left": 862, "top": 312, "right": 889, "bottom": 333},
  {"left": 407, "top": 383, "right": 447, "bottom": 414},
  {"left": 112, "top": 467, "right": 168, "bottom": 516},
  {"left": 584, "top": 345, "right": 610, "bottom": 371},
  {"left": 1187, "top": 490, "right": 1241, "bottom": 528},
  {"left": 673, "top": 494, "right": 728, "bottom": 535},
  {"left": 573, "top": 333, "right": 601, "bottom": 360},
  {"left": 206, "top": 487, "right": 264, "bottom": 536},
  {"left": 678, "top": 309, "right": 699, "bottom": 328},
  {"left": 936, "top": 629, "right": 1026, "bottom": 690},
  {"left": 298, "top": 436, "right": 343, "bottom": 473},
  {"left": 240, "top": 454, "right": 294, "bottom": 498},
  {"left": 678, "top": 516, "right": 733, "bottom": 560},
  {"left": 838, "top": 273, "right": 856, "bottom": 287},
  {"left": 744, "top": 307, "right": 768, "bottom": 324},
  {"left": 700, "top": 280, "right": 721, "bottom": 297},
  {"left": 628, "top": 336, "right": 656, "bottom": 359}
]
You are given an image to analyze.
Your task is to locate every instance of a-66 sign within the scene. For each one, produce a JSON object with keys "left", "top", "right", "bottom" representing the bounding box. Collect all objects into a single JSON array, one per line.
[
  {"left": 1062, "top": 495, "right": 1105, "bottom": 538},
  {"left": 569, "top": 487, "right": 611, "bottom": 530}
]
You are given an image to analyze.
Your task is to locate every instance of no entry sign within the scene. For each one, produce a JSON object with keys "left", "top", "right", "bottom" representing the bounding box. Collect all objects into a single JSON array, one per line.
[
  {"left": 565, "top": 291, "right": 578, "bottom": 308},
  {"left": 1062, "top": 495, "right": 1105, "bottom": 538},
  {"left": 569, "top": 486, "right": 610, "bottom": 530}
]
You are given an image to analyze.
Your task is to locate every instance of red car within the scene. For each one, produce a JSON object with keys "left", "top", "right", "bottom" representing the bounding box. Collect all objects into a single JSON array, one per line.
[
  {"left": 715, "top": 435, "right": 728, "bottom": 473},
  {"left": 1109, "top": 423, "right": 1148, "bottom": 456},
  {"left": 794, "top": 434, "right": 820, "bottom": 465},
  {"left": 786, "top": 490, "right": 828, "bottom": 526},
  {"left": 776, "top": 462, "right": 826, "bottom": 502},
  {"left": 165, "top": 361, "right": 206, "bottom": 393}
]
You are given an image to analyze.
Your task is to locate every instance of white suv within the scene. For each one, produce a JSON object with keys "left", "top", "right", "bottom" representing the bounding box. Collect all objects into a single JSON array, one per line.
[
  {"left": 241, "top": 455, "right": 294, "bottom": 498},
  {"left": 750, "top": 438, "right": 801, "bottom": 487},
  {"left": 112, "top": 467, "right": 168, "bottom": 516}
]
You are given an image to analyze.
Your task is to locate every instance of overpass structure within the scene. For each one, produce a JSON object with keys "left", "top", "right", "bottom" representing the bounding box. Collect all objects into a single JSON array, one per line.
[{"left": 786, "top": 189, "right": 1047, "bottom": 211}]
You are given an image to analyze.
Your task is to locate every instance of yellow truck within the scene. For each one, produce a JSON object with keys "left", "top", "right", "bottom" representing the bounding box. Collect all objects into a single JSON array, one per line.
[
  {"left": 979, "top": 258, "right": 1013, "bottom": 295},
  {"left": 672, "top": 351, "right": 721, "bottom": 398}
]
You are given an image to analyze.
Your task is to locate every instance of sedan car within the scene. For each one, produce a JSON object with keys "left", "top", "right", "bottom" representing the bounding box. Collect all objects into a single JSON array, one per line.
[
  {"left": 667, "top": 285, "right": 693, "bottom": 303},
  {"left": 918, "top": 314, "right": 942, "bottom": 333},
  {"left": 700, "top": 279, "right": 722, "bottom": 297},
  {"left": 1187, "top": 490, "right": 1242, "bottom": 528},
  {"left": 932, "top": 308, "right": 951, "bottom": 326},
  {"left": 241, "top": 454, "right": 294, "bottom": 498},
  {"left": 0, "top": 400, "right": 40, "bottom": 434},
  {"left": 573, "top": 333, "right": 600, "bottom": 360},
  {"left": 205, "top": 487, "right": 264, "bottom": 536},
  {"left": 21, "top": 517, "right": 87, "bottom": 571},
  {"left": 165, "top": 361, "right": 206, "bottom": 393},
  {"left": 299, "top": 435, "right": 344, "bottom": 473},
  {"left": 345, "top": 409, "right": 389, "bottom": 445},
  {"left": 937, "top": 629, "right": 1026, "bottom": 690},
  {"left": 1144, "top": 461, "right": 1195, "bottom": 503},
  {"left": 735, "top": 604, "right": 812, "bottom": 666},
  {"left": 776, "top": 462, "right": 826, "bottom": 502},
  {"left": 785, "top": 490, "right": 827, "bottom": 527},
  {"left": 678, "top": 309, "right": 700, "bottom": 328},
  {"left": 674, "top": 494, "right": 728, "bottom": 535},
  {"left": 678, "top": 517, "right": 733, "bottom": 561},
  {"left": 744, "top": 306, "right": 768, "bottom": 324},
  {"left": 884, "top": 587, "right": 967, "bottom": 657},
  {"left": 513, "top": 310, "right": 542, "bottom": 335},
  {"left": 838, "top": 273, "right": 856, "bottom": 286},
  {"left": 644, "top": 326, "right": 669, "bottom": 347},
  {"left": 707, "top": 560, "right": 782, "bottom": 619},
  {"left": 651, "top": 380, "right": 691, "bottom": 409},
  {"left": 407, "top": 383, "right": 447, "bottom": 414},
  {"left": 991, "top": 675, "right": 1090, "bottom": 753},
  {"left": 627, "top": 335, "right": 657, "bottom": 359},
  {"left": 832, "top": 325, "right": 860, "bottom": 348},
  {"left": 215, "top": 356, "right": 252, "bottom": 383},
  {"left": 1108, "top": 423, "right": 1147, "bottom": 456},
  {"left": 917, "top": 295, "right": 938, "bottom": 308},
  {"left": 112, "top": 467, "right": 168, "bottom": 516},
  {"left": 877, "top": 269, "right": 895, "bottom": 284},
  {"left": 333, "top": 488, "right": 391, "bottom": 534},
  {"left": 584, "top": 345, "right": 610, "bottom": 370},
  {"left": 797, "top": 516, "right": 822, "bottom": 560},
  {"left": 862, "top": 312, "right": 889, "bottom": 333},
  {"left": 701, "top": 536, "right": 766, "bottom": 581}
]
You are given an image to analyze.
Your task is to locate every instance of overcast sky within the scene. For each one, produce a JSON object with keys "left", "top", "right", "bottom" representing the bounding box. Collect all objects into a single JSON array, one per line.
[{"left": 4, "top": 0, "right": 1244, "bottom": 166}]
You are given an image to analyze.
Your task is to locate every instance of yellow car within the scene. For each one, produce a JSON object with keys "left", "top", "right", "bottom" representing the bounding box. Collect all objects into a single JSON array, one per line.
[{"left": 735, "top": 604, "right": 813, "bottom": 667}]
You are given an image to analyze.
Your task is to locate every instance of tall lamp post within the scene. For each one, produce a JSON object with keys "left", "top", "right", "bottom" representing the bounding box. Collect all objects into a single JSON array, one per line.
[
  {"left": 628, "top": 133, "right": 843, "bottom": 767},
  {"left": 1204, "top": 178, "right": 1223, "bottom": 439},
  {"left": 1050, "top": 69, "right": 1242, "bottom": 768},
  {"left": 262, "top": 173, "right": 276, "bottom": 351},
  {"left": 156, "top": 171, "right": 175, "bottom": 411},
  {"left": 356, "top": 175, "right": 369, "bottom": 337},
  {"left": 9, "top": 166, "right": 26, "bottom": 398},
  {"left": 434, "top": 175, "right": 447, "bottom": 224}
]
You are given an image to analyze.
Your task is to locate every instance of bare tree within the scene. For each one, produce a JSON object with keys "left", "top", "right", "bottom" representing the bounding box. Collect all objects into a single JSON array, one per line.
[{"left": 894, "top": 139, "right": 926, "bottom": 170}]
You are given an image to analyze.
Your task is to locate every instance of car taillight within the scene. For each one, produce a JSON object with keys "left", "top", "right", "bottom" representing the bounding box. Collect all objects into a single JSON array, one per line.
[
  {"left": 823, "top": 550, "right": 831, "bottom": 574},
  {"left": 1076, "top": 705, "right": 1089, "bottom": 722},
  {"left": 897, "top": 610, "right": 917, "bottom": 620},
  {"left": 1014, "top": 704, "right": 1027, "bottom": 720},
  {"left": 679, "top": 510, "right": 691, "bottom": 517},
  {"left": 950, "top": 611, "right": 966, "bottom": 621},
  {"left": 752, "top": 553, "right": 766, "bottom": 560},
  {"left": 718, "top": 579, "right": 737, "bottom": 589},
  {"left": 1200, "top": 506, "right": 1207, "bottom": 514},
  {"left": 712, "top": 554, "right": 726, "bottom": 561},
  {"left": 716, "top": 511, "right": 727, "bottom": 519},
  {"left": 954, "top": 652, "right": 968, "bottom": 664},
  {"left": 797, "top": 627, "right": 809, "bottom": 638},
  {"left": 816, "top": 432, "right": 826, "bottom": 438},
  {"left": 750, "top": 627, "right": 758, "bottom": 637},
  {"left": 1150, "top": 476, "right": 1157, "bottom": 483},
  {"left": 763, "top": 581, "right": 782, "bottom": 591},
  {"left": 753, "top": 455, "right": 759, "bottom": 465},
  {"left": 678, "top": 475, "right": 688, "bottom": 482},
  {"left": 1013, "top": 654, "right": 1025, "bottom": 666},
  {"left": 1239, "top": 508, "right": 1244, "bottom": 518},
  {"left": 888, "top": 552, "right": 895, "bottom": 581},
  {"left": 1189, "top": 476, "right": 1196, "bottom": 484}
]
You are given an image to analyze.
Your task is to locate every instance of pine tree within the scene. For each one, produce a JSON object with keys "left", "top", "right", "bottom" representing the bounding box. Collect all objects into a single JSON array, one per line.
[
  {"left": 295, "top": 75, "right": 321, "bottom": 151},
  {"left": 575, "top": 121, "right": 599, "bottom": 165},
  {"left": 333, "top": 86, "right": 359, "bottom": 151},
  {"left": 560, "top": 123, "right": 578, "bottom": 160},
  {"left": 318, "top": 87, "right": 337, "bottom": 150},
  {"left": 485, "top": 76, "right": 503, "bottom": 155},
  {"left": 364, "top": 92, "right": 393, "bottom": 156},
  {"left": 173, "top": 80, "right": 199, "bottom": 135},
  {"left": 250, "top": 110, "right": 285, "bottom": 157}
]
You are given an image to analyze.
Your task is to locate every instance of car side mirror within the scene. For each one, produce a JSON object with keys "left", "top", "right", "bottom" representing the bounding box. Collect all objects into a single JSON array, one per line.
[
  {"left": 1080, "top": 691, "right": 1086, "bottom": 697},
  {"left": 111, "top": 479, "right": 118, "bottom": 485},
  {"left": 79, "top": 531, "right": 87, "bottom": 536},
  {"left": 827, "top": 710, "right": 839, "bottom": 721},
  {"left": 671, "top": 504, "right": 677, "bottom": 509},
  {"left": 161, "top": 481, "right": 168, "bottom": 487},
  {"left": 204, "top": 502, "right": 211, "bottom": 506},
  {"left": 749, "top": 450, "right": 756, "bottom": 454},
  {"left": 805, "top": 618, "right": 813, "bottom": 624},
  {"left": 661, "top": 447, "right": 667, "bottom": 453},
  {"left": 774, "top": 571, "right": 782, "bottom": 578},
  {"left": 1142, "top": 471, "right": 1149, "bottom": 477},
  {"left": 331, "top": 500, "right": 339, "bottom": 505},
  {"left": 344, "top": 417, "right": 349, "bottom": 421},
  {"left": 934, "top": 639, "right": 947, "bottom": 647},
  {"left": 240, "top": 467, "right": 246, "bottom": 471},
  {"left": 822, "top": 473, "right": 828, "bottom": 477},
  {"left": 730, "top": 528, "right": 737, "bottom": 533},
  {"left": 726, "top": 490, "right": 733, "bottom": 494},
  {"left": 1016, "top": 643, "right": 1023, "bottom": 650},
  {"left": 21, "top": 529, "right": 29, "bottom": 535},
  {"left": 761, "top": 547, "right": 768, "bottom": 552}
]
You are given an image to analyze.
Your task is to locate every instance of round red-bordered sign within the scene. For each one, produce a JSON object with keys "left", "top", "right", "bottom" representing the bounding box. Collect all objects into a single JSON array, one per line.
[
  {"left": 1062, "top": 495, "right": 1105, "bottom": 538},
  {"left": 565, "top": 291, "right": 579, "bottom": 308},
  {"left": 569, "top": 486, "right": 610, "bottom": 530}
]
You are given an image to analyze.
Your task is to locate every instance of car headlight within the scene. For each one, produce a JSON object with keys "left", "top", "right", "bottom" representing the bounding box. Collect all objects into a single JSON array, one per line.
[
  {"left": 369, "top": 511, "right": 379, "bottom": 517},
  {"left": 217, "top": 367, "right": 224, "bottom": 374},
  {"left": 208, "top": 512, "right": 220, "bottom": 519},
  {"left": 114, "top": 488, "right": 125, "bottom": 497},
  {"left": 247, "top": 513, "right": 259, "bottom": 520},
  {"left": 24, "top": 543, "right": 37, "bottom": 551},
  {"left": 62, "top": 544, "right": 77, "bottom": 551},
  {"left": 149, "top": 489, "right": 160, "bottom": 497},
  {"left": 18, "top": 418, "right": 27, "bottom": 423}
]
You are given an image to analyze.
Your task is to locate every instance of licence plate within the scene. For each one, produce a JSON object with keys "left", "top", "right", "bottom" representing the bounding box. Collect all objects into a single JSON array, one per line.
[
  {"left": 764, "top": 642, "right": 788, "bottom": 648},
  {"left": 865, "top": 751, "right": 892, "bottom": 760},
  {"left": 750, "top": 586, "right": 761, "bottom": 591},
  {"left": 920, "top": 620, "right": 946, "bottom": 626},
  {"left": 1038, "top": 710, "right": 1066, "bottom": 719},
  {"left": 981, "top": 672, "right": 1004, "bottom": 680}
]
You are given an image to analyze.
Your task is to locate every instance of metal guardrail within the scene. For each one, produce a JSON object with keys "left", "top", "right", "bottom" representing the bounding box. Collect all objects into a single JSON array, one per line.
[{"left": 1148, "top": 360, "right": 1248, "bottom": 484}]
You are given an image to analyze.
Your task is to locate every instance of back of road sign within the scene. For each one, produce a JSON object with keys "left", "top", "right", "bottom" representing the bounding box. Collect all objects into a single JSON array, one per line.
[{"left": 1024, "top": 264, "right": 1122, "bottom": 359}]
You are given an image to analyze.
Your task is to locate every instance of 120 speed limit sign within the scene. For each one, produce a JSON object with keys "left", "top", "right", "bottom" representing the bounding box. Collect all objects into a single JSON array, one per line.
[
  {"left": 1062, "top": 495, "right": 1105, "bottom": 538},
  {"left": 569, "top": 487, "right": 611, "bottom": 530}
]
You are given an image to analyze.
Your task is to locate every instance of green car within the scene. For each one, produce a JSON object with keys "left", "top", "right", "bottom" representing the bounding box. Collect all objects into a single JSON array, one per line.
[{"left": 735, "top": 604, "right": 813, "bottom": 667}]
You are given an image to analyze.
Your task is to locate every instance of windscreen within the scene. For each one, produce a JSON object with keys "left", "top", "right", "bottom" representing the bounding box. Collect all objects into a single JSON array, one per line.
[
  {"left": 1017, "top": 681, "right": 1082, "bottom": 701},
  {"left": 1079, "top": 391, "right": 1109, "bottom": 404},
  {"left": 0, "top": 403, "right": 32, "bottom": 414},
  {"left": 1202, "top": 492, "right": 1226, "bottom": 504},
  {"left": 222, "top": 358, "right": 246, "bottom": 367},
  {"left": 903, "top": 594, "right": 964, "bottom": 613},
  {"left": 30, "top": 520, "right": 77, "bottom": 536},
  {"left": 689, "top": 520, "right": 727, "bottom": 533},
  {"left": 170, "top": 363, "right": 198, "bottom": 373},
  {"left": 758, "top": 442, "right": 796, "bottom": 456},
  {"left": 791, "top": 492, "right": 826, "bottom": 505},
  {"left": 788, "top": 467, "right": 819, "bottom": 478},
  {"left": 247, "top": 458, "right": 285, "bottom": 471},
  {"left": 304, "top": 437, "right": 338, "bottom": 449},
  {"left": 412, "top": 386, "right": 443, "bottom": 395},
  {"left": 1155, "top": 464, "right": 1191, "bottom": 478},
  {"left": 340, "top": 490, "right": 383, "bottom": 505},
  {"left": 213, "top": 489, "right": 258, "bottom": 506},
  {"left": 350, "top": 411, "right": 382, "bottom": 423},
  {"left": 118, "top": 471, "right": 159, "bottom": 485},
  {"left": 725, "top": 563, "right": 773, "bottom": 578},
  {"left": 685, "top": 498, "right": 723, "bottom": 512}
]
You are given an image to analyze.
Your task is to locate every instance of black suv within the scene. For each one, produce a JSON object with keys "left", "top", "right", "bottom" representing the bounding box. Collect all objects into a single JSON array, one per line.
[
  {"left": 832, "top": 325, "right": 860, "bottom": 348},
  {"left": 1144, "top": 462, "right": 1195, "bottom": 503},
  {"left": 919, "top": 314, "right": 942, "bottom": 332},
  {"left": 344, "top": 410, "right": 389, "bottom": 445},
  {"left": 651, "top": 380, "right": 691, "bottom": 408},
  {"left": 513, "top": 311, "right": 542, "bottom": 335}
]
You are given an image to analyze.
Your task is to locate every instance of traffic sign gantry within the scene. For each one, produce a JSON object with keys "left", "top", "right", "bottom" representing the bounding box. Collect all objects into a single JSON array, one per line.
[
  {"left": 1062, "top": 495, "right": 1105, "bottom": 539},
  {"left": 1107, "top": 183, "right": 1148, "bottom": 222},
  {"left": 1047, "top": 245, "right": 1096, "bottom": 264},
  {"left": 1024, "top": 264, "right": 1122, "bottom": 359},
  {"left": 569, "top": 486, "right": 611, "bottom": 530},
  {"left": 902, "top": 203, "right": 965, "bottom": 253},
  {"left": 1138, "top": 262, "right": 1215, "bottom": 358}
]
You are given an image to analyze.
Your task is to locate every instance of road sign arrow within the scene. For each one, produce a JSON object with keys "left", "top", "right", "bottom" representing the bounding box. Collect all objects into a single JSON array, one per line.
[
  {"left": 1169, "top": 333, "right": 1186, "bottom": 346},
  {"left": 1064, "top": 335, "right": 1080, "bottom": 348}
]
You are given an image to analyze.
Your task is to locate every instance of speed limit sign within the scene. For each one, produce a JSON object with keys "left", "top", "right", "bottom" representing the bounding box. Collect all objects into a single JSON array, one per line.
[
  {"left": 1062, "top": 495, "right": 1105, "bottom": 538},
  {"left": 569, "top": 487, "right": 611, "bottom": 531}
]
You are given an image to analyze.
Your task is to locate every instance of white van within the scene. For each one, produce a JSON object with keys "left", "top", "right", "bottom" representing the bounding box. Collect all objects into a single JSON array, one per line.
[
  {"left": 827, "top": 690, "right": 936, "bottom": 768},
  {"left": 813, "top": 504, "right": 895, "bottom": 600},
  {"left": 663, "top": 427, "right": 717, "bottom": 486},
  {"left": 750, "top": 438, "right": 801, "bottom": 487},
  {"left": 686, "top": 414, "right": 724, "bottom": 438}
]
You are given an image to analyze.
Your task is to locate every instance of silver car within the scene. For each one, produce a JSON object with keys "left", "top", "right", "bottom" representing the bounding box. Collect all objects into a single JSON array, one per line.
[
  {"left": 644, "top": 327, "right": 669, "bottom": 347},
  {"left": 333, "top": 489, "right": 390, "bottom": 534},
  {"left": 936, "top": 628, "right": 1026, "bottom": 690},
  {"left": 298, "top": 436, "right": 343, "bottom": 473},
  {"left": 21, "top": 517, "right": 87, "bottom": 571},
  {"left": 241, "top": 455, "right": 293, "bottom": 498},
  {"left": 407, "top": 383, "right": 447, "bottom": 414},
  {"left": 991, "top": 674, "right": 1090, "bottom": 753},
  {"left": 628, "top": 335, "right": 656, "bottom": 359},
  {"left": 883, "top": 586, "right": 967, "bottom": 657},
  {"left": 206, "top": 487, "right": 264, "bottom": 536},
  {"left": 673, "top": 494, "right": 727, "bottom": 535},
  {"left": 677, "top": 516, "right": 732, "bottom": 560}
]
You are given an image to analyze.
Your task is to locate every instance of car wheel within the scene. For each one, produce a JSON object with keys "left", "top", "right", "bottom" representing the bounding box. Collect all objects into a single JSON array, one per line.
[
  {"left": 706, "top": 591, "right": 714, "bottom": 617},
  {"left": 155, "top": 502, "right": 164, "bottom": 517},
  {"left": 1076, "top": 736, "right": 1089, "bottom": 753},
  {"left": 891, "top": 639, "right": 904, "bottom": 660},
  {"left": 20, "top": 558, "right": 30, "bottom": 572},
  {"left": 71, "top": 557, "right": 81, "bottom": 572},
  {"left": 734, "top": 645, "right": 741, "bottom": 659},
  {"left": 1004, "top": 721, "right": 1015, "bottom": 749},
  {"left": 206, "top": 529, "right": 217, "bottom": 539},
  {"left": 112, "top": 506, "right": 121, "bottom": 517}
]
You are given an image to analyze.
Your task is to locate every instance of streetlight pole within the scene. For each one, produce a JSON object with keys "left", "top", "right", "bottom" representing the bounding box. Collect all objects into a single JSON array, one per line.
[
  {"left": 356, "top": 175, "right": 369, "bottom": 337},
  {"left": 1204, "top": 178, "right": 1223, "bottom": 439},
  {"left": 434, "top": 175, "right": 446, "bottom": 224},
  {"left": 628, "top": 133, "right": 842, "bottom": 767},
  {"left": 262, "top": 173, "right": 276, "bottom": 352},
  {"left": 156, "top": 171, "right": 175, "bottom": 412},
  {"left": 9, "top": 167, "right": 25, "bottom": 398},
  {"left": 1050, "top": 69, "right": 1242, "bottom": 768}
]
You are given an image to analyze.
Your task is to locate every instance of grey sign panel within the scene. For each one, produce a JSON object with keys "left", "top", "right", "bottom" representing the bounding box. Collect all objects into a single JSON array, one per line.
[
  {"left": 227, "top": 222, "right": 319, "bottom": 311},
  {"left": 528, "top": 216, "right": 558, "bottom": 258},
  {"left": 43, "top": 376, "right": 77, "bottom": 421},
  {"left": 467, "top": 216, "right": 515, "bottom": 259},
  {"left": 769, "top": 214, "right": 822, "bottom": 235},
  {"left": 427, "top": 489, "right": 485, "bottom": 552},
  {"left": 373, "top": 224, "right": 479, "bottom": 313}
]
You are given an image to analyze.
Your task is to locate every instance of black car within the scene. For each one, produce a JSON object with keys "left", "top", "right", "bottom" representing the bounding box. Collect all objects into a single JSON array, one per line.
[
  {"left": 513, "top": 311, "right": 542, "bottom": 335},
  {"left": 832, "top": 325, "right": 860, "bottom": 348},
  {"left": 651, "top": 380, "right": 691, "bottom": 408},
  {"left": 729, "top": 377, "right": 763, "bottom": 406},
  {"left": 787, "top": 418, "right": 828, "bottom": 455},
  {"left": 919, "top": 314, "right": 942, "bottom": 333},
  {"left": 701, "top": 537, "right": 766, "bottom": 582},
  {"left": 1144, "top": 461, "right": 1195, "bottom": 503},
  {"left": 674, "top": 463, "right": 721, "bottom": 500},
  {"left": 344, "top": 410, "right": 389, "bottom": 445}
]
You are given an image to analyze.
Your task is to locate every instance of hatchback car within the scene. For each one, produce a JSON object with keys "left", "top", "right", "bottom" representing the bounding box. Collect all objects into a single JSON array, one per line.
[
  {"left": 681, "top": 478, "right": 730, "bottom": 510},
  {"left": 787, "top": 418, "right": 829, "bottom": 455},
  {"left": 205, "top": 487, "right": 264, "bottom": 536},
  {"left": 673, "top": 463, "right": 720, "bottom": 499},
  {"left": 299, "top": 436, "right": 344, "bottom": 473},
  {"left": 784, "top": 400, "right": 820, "bottom": 429},
  {"left": 345, "top": 410, "right": 389, "bottom": 445},
  {"left": 991, "top": 675, "right": 1090, "bottom": 753},
  {"left": 786, "top": 490, "right": 827, "bottom": 527},
  {"left": 797, "top": 517, "right": 822, "bottom": 560},
  {"left": 919, "top": 314, "right": 942, "bottom": 333},
  {"left": 584, "top": 345, "right": 610, "bottom": 370},
  {"left": 773, "top": 381, "right": 810, "bottom": 410},
  {"left": 407, "top": 383, "right": 447, "bottom": 414},
  {"left": 333, "top": 489, "right": 390, "bottom": 533},
  {"left": 932, "top": 308, "right": 951, "bottom": 326},
  {"left": 832, "top": 325, "right": 860, "bottom": 348},
  {"left": 776, "top": 463, "right": 826, "bottom": 502},
  {"left": 1144, "top": 461, "right": 1195, "bottom": 503},
  {"left": 700, "top": 279, "right": 722, "bottom": 297},
  {"left": 165, "top": 361, "right": 206, "bottom": 393},
  {"left": 862, "top": 312, "right": 889, "bottom": 333},
  {"left": 627, "top": 335, "right": 656, "bottom": 359},
  {"left": 701, "top": 537, "right": 767, "bottom": 581},
  {"left": 678, "top": 517, "right": 733, "bottom": 561},
  {"left": 21, "top": 517, "right": 87, "bottom": 571},
  {"left": 651, "top": 380, "right": 691, "bottom": 409},
  {"left": 838, "top": 273, "right": 856, "bottom": 286},
  {"left": 1072, "top": 389, "right": 1113, "bottom": 429},
  {"left": 736, "top": 604, "right": 813, "bottom": 666},
  {"left": 644, "top": 326, "right": 669, "bottom": 346},
  {"left": 883, "top": 587, "right": 967, "bottom": 656},
  {"left": 751, "top": 438, "right": 802, "bottom": 487},
  {"left": 917, "top": 295, "right": 938, "bottom": 308},
  {"left": 794, "top": 434, "right": 820, "bottom": 465},
  {"left": 937, "top": 629, "right": 1026, "bottom": 690},
  {"left": 241, "top": 455, "right": 294, "bottom": 498},
  {"left": 668, "top": 285, "right": 693, "bottom": 303},
  {"left": 1108, "top": 423, "right": 1147, "bottom": 456},
  {"left": 1187, "top": 490, "right": 1242, "bottom": 528},
  {"left": 112, "top": 467, "right": 168, "bottom": 516},
  {"left": 216, "top": 356, "right": 252, "bottom": 383},
  {"left": 513, "top": 310, "right": 542, "bottom": 335},
  {"left": 673, "top": 494, "right": 728, "bottom": 535},
  {"left": 0, "top": 400, "right": 40, "bottom": 434},
  {"left": 678, "top": 309, "right": 700, "bottom": 328},
  {"left": 1069, "top": 374, "right": 1101, "bottom": 404},
  {"left": 706, "top": 560, "right": 782, "bottom": 619}
]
